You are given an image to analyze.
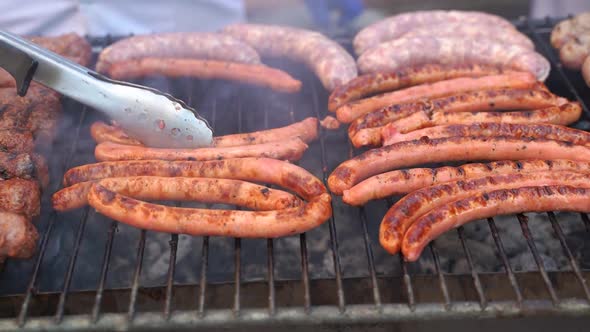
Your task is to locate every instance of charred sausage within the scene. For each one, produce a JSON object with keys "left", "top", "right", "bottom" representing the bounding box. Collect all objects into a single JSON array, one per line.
[{"left": 90, "top": 121, "right": 143, "bottom": 146}]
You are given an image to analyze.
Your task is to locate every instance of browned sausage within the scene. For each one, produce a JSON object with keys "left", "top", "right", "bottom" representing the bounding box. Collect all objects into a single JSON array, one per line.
[
  {"left": 320, "top": 116, "right": 341, "bottom": 130},
  {"left": 353, "top": 10, "right": 516, "bottom": 55},
  {"left": 88, "top": 184, "right": 332, "bottom": 238},
  {"left": 343, "top": 159, "right": 590, "bottom": 206},
  {"left": 90, "top": 121, "right": 143, "bottom": 145},
  {"left": 222, "top": 24, "right": 357, "bottom": 90},
  {"left": 327, "top": 64, "right": 521, "bottom": 112},
  {"left": 53, "top": 177, "right": 301, "bottom": 212},
  {"left": 551, "top": 13, "right": 590, "bottom": 49},
  {"left": 96, "top": 32, "right": 262, "bottom": 73},
  {"left": 94, "top": 138, "right": 308, "bottom": 162},
  {"left": 336, "top": 72, "right": 538, "bottom": 123},
  {"left": 328, "top": 136, "right": 590, "bottom": 195},
  {"left": 559, "top": 34, "right": 590, "bottom": 69},
  {"left": 357, "top": 37, "right": 550, "bottom": 80},
  {"left": 106, "top": 59, "right": 302, "bottom": 93},
  {"left": 402, "top": 185, "right": 590, "bottom": 261},
  {"left": 62, "top": 158, "right": 326, "bottom": 200},
  {"left": 0, "top": 212, "right": 38, "bottom": 259},
  {"left": 380, "top": 172, "right": 590, "bottom": 255}
]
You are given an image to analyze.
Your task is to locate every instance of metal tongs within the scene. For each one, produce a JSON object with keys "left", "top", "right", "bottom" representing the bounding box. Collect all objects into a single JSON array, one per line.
[{"left": 0, "top": 30, "right": 213, "bottom": 148}]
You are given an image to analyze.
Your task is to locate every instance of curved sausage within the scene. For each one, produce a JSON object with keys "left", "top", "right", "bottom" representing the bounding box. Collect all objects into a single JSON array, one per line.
[
  {"left": 353, "top": 10, "right": 515, "bottom": 55},
  {"left": 106, "top": 58, "right": 302, "bottom": 93},
  {"left": 336, "top": 72, "right": 538, "bottom": 123},
  {"left": 380, "top": 172, "right": 590, "bottom": 255},
  {"left": 90, "top": 121, "right": 143, "bottom": 145},
  {"left": 357, "top": 37, "right": 550, "bottom": 81},
  {"left": 0, "top": 212, "right": 38, "bottom": 259},
  {"left": 402, "top": 185, "right": 590, "bottom": 261},
  {"left": 327, "top": 64, "right": 520, "bottom": 112},
  {"left": 343, "top": 159, "right": 590, "bottom": 206},
  {"left": 222, "top": 24, "right": 357, "bottom": 90},
  {"left": 53, "top": 177, "right": 301, "bottom": 212},
  {"left": 94, "top": 138, "right": 308, "bottom": 162},
  {"left": 62, "top": 158, "right": 326, "bottom": 200},
  {"left": 96, "top": 32, "right": 262, "bottom": 73},
  {"left": 328, "top": 136, "right": 590, "bottom": 195},
  {"left": 88, "top": 185, "right": 332, "bottom": 238}
]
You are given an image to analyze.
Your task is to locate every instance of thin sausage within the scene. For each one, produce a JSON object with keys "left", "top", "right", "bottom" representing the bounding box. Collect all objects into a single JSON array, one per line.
[
  {"left": 328, "top": 136, "right": 590, "bottom": 195},
  {"left": 353, "top": 10, "right": 515, "bottom": 55},
  {"left": 96, "top": 32, "right": 262, "bottom": 73},
  {"left": 88, "top": 185, "right": 332, "bottom": 238},
  {"left": 327, "top": 64, "right": 521, "bottom": 112},
  {"left": 402, "top": 185, "right": 590, "bottom": 261},
  {"left": 357, "top": 37, "right": 550, "bottom": 80},
  {"left": 90, "top": 121, "right": 143, "bottom": 145},
  {"left": 336, "top": 72, "right": 538, "bottom": 123},
  {"left": 106, "top": 59, "right": 302, "bottom": 93},
  {"left": 380, "top": 172, "right": 590, "bottom": 255},
  {"left": 62, "top": 158, "right": 326, "bottom": 200},
  {"left": 53, "top": 177, "right": 301, "bottom": 212},
  {"left": 222, "top": 24, "right": 357, "bottom": 90},
  {"left": 94, "top": 138, "right": 308, "bottom": 162},
  {"left": 343, "top": 159, "right": 590, "bottom": 206}
]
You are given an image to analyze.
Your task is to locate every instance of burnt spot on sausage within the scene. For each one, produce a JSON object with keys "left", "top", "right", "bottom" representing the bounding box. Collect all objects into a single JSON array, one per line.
[
  {"left": 400, "top": 169, "right": 411, "bottom": 180},
  {"left": 515, "top": 161, "right": 524, "bottom": 170},
  {"left": 96, "top": 185, "right": 116, "bottom": 203},
  {"left": 260, "top": 187, "right": 270, "bottom": 197}
]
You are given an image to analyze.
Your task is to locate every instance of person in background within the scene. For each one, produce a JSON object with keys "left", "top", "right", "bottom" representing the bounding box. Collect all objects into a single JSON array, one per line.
[{"left": 0, "top": 0, "right": 245, "bottom": 36}]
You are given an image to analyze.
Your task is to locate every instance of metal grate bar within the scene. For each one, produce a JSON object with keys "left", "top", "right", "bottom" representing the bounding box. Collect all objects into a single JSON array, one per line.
[
  {"left": 17, "top": 106, "right": 88, "bottom": 326},
  {"left": 299, "top": 233, "right": 312, "bottom": 312},
  {"left": 197, "top": 236, "right": 209, "bottom": 317},
  {"left": 92, "top": 220, "right": 118, "bottom": 322},
  {"left": 581, "top": 214, "right": 590, "bottom": 232},
  {"left": 163, "top": 234, "right": 179, "bottom": 320},
  {"left": 487, "top": 218, "right": 524, "bottom": 305},
  {"left": 429, "top": 243, "right": 451, "bottom": 310},
  {"left": 267, "top": 239, "right": 276, "bottom": 315},
  {"left": 233, "top": 238, "right": 242, "bottom": 316},
  {"left": 399, "top": 256, "right": 415, "bottom": 310},
  {"left": 359, "top": 208, "right": 382, "bottom": 308},
  {"left": 457, "top": 227, "right": 487, "bottom": 309},
  {"left": 547, "top": 212, "right": 590, "bottom": 302},
  {"left": 127, "top": 230, "right": 147, "bottom": 321},
  {"left": 308, "top": 79, "right": 345, "bottom": 312},
  {"left": 54, "top": 208, "right": 91, "bottom": 323},
  {"left": 516, "top": 214, "right": 559, "bottom": 305}
]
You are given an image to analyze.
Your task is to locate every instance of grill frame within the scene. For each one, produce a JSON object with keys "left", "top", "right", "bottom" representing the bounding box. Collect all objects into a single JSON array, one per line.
[{"left": 0, "top": 17, "right": 590, "bottom": 331}]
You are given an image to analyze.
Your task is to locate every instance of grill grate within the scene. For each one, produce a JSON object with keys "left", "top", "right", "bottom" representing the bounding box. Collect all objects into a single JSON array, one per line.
[{"left": 0, "top": 17, "right": 590, "bottom": 331}]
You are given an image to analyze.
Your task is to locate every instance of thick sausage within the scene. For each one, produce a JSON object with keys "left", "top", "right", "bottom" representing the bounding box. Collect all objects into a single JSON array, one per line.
[
  {"left": 551, "top": 12, "right": 590, "bottom": 48},
  {"left": 355, "top": 104, "right": 581, "bottom": 148},
  {"left": 88, "top": 185, "right": 332, "bottom": 238},
  {"left": 402, "top": 185, "right": 590, "bottom": 261},
  {"left": 0, "top": 212, "right": 38, "bottom": 259},
  {"left": 583, "top": 55, "right": 590, "bottom": 87},
  {"left": 90, "top": 121, "right": 143, "bottom": 146},
  {"left": 380, "top": 172, "right": 590, "bottom": 255},
  {"left": 62, "top": 158, "right": 326, "bottom": 200},
  {"left": 343, "top": 159, "right": 590, "bottom": 206},
  {"left": 0, "top": 179, "right": 40, "bottom": 217},
  {"left": 559, "top": 34, "right": 590, "bottom": 69},
  {"left": 336, "top": 72, "right": 538, "bottom": 123},
  {"left": 94, "top": 138, "right": 308, "bottom": 162},
  {"left": 328, "top": 136, "right": 590, "bottom": 195},
  {"left": 96, "top": 32, "right": 262, "bottom": 73},
  {"left": 353, "top": 10, "right": 515, "bottom": 55},
  {"left": 383, "top": 121, "right": 587, "bottom": 146},
  {"left": 106, "top": 59, "right": 302, "bottom": 93},
  {"left": 222, "top": 24, "right": 357, "bottom": 90},
  {"left": 357, "top": 37, "right": 550, "bottom": 81},
  {"left": 327, "top": 64, "right": 520, "bottom": 112},
  {"left": 53, "top": 177, "right": 301, "bottom": 212},
  {"left": 319, "top": 116, "right": 340, "bottom": 130}
]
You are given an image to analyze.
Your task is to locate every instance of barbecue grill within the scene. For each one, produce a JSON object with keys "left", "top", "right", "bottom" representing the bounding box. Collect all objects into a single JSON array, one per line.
[{"left": 0, "top": 17, "right": 589, "bottom": 331}]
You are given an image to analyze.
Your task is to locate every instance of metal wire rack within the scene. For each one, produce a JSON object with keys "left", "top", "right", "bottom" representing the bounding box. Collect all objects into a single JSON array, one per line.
[{"left": 0, "top": 17, "right": 589, "bottom": 331}]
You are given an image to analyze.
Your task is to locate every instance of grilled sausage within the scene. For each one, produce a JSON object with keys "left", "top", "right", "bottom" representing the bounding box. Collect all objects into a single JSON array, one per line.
[
  {"left": 96, "top": 32, "right": 262, "bottom": 73},
  {"left": 319, "top": 116, "right": 340, "bottom": 130},
  {"left": 0, "top": 179, "right": 40, "bottom": 217},
  {"left": 90, "top": 121, "right": 143, "bottom": 146},
  {"left": 29, "top": 33, "right": 92, "bottom": 66},
  {"left": 402, "top": 185, "right": 590, "bottom": 261},
  {"left": 583, "top": 55, "right": 590, "bottom": 87},
  {"left": 88, "top": 185, "right": 332, "bottom": 238},
  {"left": 357, "top": 37, "right": 550, "bottom": 80},
  {"left": 0, "top": 212, "right": 38, "bottom": 259},
  {"left": 383, "top": 121, "right": 587, "bottom": 147},
  {"left": 62, "top": 158, "right": 326, "bottom": 200},
  {"left": 551, "top": 12, "right": 590, "bottom": 48},
  {"left": 94, "top": 138, "right": 308, "bottom": 162},
  {"left": 335, "top": 72, "right": 538, "bottom": 123},
  {"left": 380, "top": 172, "right": 590, "bottom": 255},
  {"left": 222, "top": 24, "right": 357, "bottom": 90},
  {"left": 559, "top": 34, "right": 590, "bottom": 69},
  {"left": 53, "top": 177, "right": 301, "bottom": 212},
  {"left": 328, "top": 136, "right": 590, "bottom": 195},
  {"left": 343, "top": 159, "right": 590, "bottom": 206},
  {"left": 328, "top": 64, "right": 522, "bottom": 112},
  {"left": 353, "top": 10, "right": 515, "bottom": 55},
  {"left": 106, "top": 59, "right": 302, "bottom": 93}
]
